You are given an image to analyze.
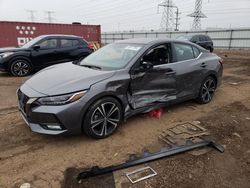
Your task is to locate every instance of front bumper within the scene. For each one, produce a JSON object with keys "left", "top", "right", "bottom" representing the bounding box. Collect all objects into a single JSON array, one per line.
[
  {"left": 17, "top": 87, "right": 86, "bottom": 135},
  {"left": 0, "top": 58, "right": 9, "bottom": 72}
]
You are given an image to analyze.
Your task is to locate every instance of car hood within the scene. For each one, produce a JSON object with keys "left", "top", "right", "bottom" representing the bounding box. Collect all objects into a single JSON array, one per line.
[
  {"left": 24, "top": 63, "right": 115, "bottom": 96},
  {"left": 0, "top": 47, "right": 26, "bottom": 53}
]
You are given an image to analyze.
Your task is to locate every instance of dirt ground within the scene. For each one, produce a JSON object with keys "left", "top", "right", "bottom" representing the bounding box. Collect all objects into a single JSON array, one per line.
[{"left": 0, "top": 49, "right": 250, "bottom": 188}]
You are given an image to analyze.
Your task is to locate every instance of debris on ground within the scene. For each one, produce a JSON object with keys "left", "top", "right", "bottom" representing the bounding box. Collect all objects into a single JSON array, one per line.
[
  {"left": 148, "top": 109, "right": 163, "bottom": 118},
  {"left": 232, "top": 132, "right": 241, "bottom": 138},
  {"left": 20, "top": 183, "right": 31, "bottom": 188},
  {"left": 126, "top": 166, "right": 157, "bottom": 184}
]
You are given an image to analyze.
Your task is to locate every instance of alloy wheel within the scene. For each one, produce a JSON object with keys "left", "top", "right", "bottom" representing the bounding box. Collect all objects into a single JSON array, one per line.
[
  {"left": 201, "top": 78, "right": 216, "bottom": 103},
  {"left": 12, "top": 61, "right": 30, "bottom": 76},
  {"left": 90, "top": 102, "right": 121, "bottom": 137}
]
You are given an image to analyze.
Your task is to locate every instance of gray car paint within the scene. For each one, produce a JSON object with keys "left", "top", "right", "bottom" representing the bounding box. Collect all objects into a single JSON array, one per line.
[{"left": 18, "top": 38, "right": 223, "bottom": 135}]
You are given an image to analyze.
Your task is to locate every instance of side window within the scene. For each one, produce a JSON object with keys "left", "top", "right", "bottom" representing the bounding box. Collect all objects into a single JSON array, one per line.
[
  {"left": 191, "top": 35, "right": 199, "bottom": 42},
  {"left": 61, "top": 39, "right": 79, "bottom": 48},
  {"left": 80, "top": 39, "right": 88, "bottom": 46},
  {"left": 174, "top": 43, "right": 194, "bottom": 62},
  {"left": 72, "top": 40, "right": 80, "bottom": 46},
  {"left": 192, "top": 46, "right": 200, "bottom": 58},
  {"left": 142, "top": 44, "right": 171, "bottom": 66},
  {"left": 199, "top": 35, "right": 206, "bottom": 41},
  {"left": 38, "top": 39, "right": 57, "bottom": 49}
]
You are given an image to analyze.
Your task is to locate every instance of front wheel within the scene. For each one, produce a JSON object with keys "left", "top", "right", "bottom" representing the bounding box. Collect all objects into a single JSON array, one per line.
[
  {"left": 197, "top": 76, "right": 216, "bottom": 104},
  {"left": 83, "top": 97, "right": 123, "bottom": 139},
  {"left": 10, "top": 59, "right": 32, "bottom": 76}
]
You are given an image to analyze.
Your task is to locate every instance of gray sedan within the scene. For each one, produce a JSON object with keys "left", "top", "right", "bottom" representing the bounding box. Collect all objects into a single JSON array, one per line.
[{"left": 17, "top": 38, "right": 223, "bottom": 138}]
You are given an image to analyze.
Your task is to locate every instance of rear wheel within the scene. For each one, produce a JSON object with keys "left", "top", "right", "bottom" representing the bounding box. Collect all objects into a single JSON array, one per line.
[
  {"left": 83, "top": 97, "right": 122, "bottom": 139},
  {"left": 10, "top": 59, "right": 31, "bottom": 76},
  {"left": 197, "top": 76, "right": 216, "bottom": 104}
]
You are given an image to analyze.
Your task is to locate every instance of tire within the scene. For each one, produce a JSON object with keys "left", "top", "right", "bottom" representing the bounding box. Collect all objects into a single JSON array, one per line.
[
  {"left": 83, "top": 97, "right": 123, "bottom": 139},
  {"left": 10, "top": 59, "right": 32, "bottom": 76},
  {"left": 197, "top": 76, "right": 216, "bottom": 104}
]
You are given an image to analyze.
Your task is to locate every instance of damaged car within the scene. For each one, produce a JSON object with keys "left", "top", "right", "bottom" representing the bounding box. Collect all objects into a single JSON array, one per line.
[{"left": 17, "top": 38, "right": 223, "bottom": 138}]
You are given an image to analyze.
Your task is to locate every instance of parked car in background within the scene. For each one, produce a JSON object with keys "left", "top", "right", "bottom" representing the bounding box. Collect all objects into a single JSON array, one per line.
[
  {"left": 17, "top": 38, "right": 223, "bottom": 139},
  {"left": 0, "top": 35, "right": 93, "bottom": 76},
  {"left": 177, "top": 34, "right": 214, "bottom": 52}
]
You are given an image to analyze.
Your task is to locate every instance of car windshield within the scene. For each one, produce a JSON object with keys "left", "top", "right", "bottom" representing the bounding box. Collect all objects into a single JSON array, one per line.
[
  {"left": 21, "top": 36, "right": 44, "bottom": 48},
  {"left": 176, "top": 35, "right": 192, "bottom": 41},
  {"left": 80, "top": 43, "right": 143, "bottom": 70}
]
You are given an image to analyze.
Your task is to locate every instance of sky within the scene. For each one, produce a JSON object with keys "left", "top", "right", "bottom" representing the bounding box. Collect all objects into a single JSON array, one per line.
[{"left": 0, "top": 0, "right": 249, "bottom": 32}]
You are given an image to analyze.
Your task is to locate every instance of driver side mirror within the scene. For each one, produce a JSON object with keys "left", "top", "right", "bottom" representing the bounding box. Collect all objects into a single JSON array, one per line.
[
  {"left": 134, "top": 60, "right": 153, "bottom": 72},
  {"left": 32, "top": 45, "right": 40, "bottom": 51},
  {"left": 141, "top": 61, "right": 153, "bottom": 70}
]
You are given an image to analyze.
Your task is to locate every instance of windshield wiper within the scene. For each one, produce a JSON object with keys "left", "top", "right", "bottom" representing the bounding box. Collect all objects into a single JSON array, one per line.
[{"left": 82, "top": 65, "right": 102, "bottom": 70}]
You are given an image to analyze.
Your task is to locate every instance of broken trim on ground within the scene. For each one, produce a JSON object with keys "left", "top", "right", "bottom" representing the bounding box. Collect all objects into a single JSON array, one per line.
[{"left": 77, "top": 140, "right": 224, "bottom": 182}]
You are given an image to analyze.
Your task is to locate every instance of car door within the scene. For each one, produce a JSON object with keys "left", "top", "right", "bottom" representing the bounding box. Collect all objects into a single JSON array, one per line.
[
  {"left": 31, "top": 38, "right": 60, "bottom": 68},
  {"left": 129, "top": 43, "right": 177, "bottom": 109},
  {"left": 172, "top": 42, "right": 204, "bottom": 98}
]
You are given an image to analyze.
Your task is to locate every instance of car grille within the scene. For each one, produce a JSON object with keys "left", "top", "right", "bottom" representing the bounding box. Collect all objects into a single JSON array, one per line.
[{"left": 17, "top": 89, "right": 29, "bottom": 114}]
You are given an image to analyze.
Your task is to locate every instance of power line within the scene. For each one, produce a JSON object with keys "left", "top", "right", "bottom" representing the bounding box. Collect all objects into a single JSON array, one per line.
[
  {"left": 158, "top": 0, "right": 175, "bottom": 31},
  {"left": 188, "top": 0, "right": 207, "bottom": 30},
  {"left": 45, "top": 10, "right": 55, "bottom": 23},
  {"left": 26, "top": 10, "right": 36, "bottom": 22}
]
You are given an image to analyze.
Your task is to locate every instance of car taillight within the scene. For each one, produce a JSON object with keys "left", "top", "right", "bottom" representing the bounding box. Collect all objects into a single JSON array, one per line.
[
  {"left": 88, "top": 43, "right": 94, "bottom": 50},
  {"left": 219, "top": 59, "right": 224, "bottom": 64}
]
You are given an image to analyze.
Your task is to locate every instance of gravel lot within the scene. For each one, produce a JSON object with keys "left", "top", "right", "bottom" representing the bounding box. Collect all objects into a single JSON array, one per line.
[{"left": 0, "top": 49, "right": 250, "bottom": 188}]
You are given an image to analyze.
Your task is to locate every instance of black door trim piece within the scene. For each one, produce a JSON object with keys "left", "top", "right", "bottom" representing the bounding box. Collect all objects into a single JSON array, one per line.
[{"left": 77, "top": 140, "right": 224, "bottom": 181}]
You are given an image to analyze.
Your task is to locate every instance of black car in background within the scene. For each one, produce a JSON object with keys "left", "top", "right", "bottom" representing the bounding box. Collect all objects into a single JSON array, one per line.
[
  {"left": 0, "top": 35, "right": 93, "bottom": 76},
  {"left": 177, "top": 34, "right": 214, "bottom": 52}
]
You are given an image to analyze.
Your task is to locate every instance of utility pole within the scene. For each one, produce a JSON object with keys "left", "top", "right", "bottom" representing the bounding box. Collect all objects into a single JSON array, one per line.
[
  {"left": 158, "top": 0, "right": 175, "bottom": 31},
  {"left": 174, "top": 6, "right": 180, "bottom": 31},
  {"left": 158, "top": 0, "right": 180, "bottom": 31},
  {"left": 188, "top": 0, "right": 207, "bottom": 30},
  {"left": 45, "top": 10, "right": 55, "bottom": 23},
  {"left": 27, "top": 10, "right": 36, "bottom": 22}
]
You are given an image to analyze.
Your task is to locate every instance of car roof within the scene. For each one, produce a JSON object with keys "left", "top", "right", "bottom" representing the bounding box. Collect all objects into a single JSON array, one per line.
[
  {"left": 115, "top": 38, "right": 203, "bottom": 46},
  {"left": 40, "top": 34, "right": 82, "bottom": 39},
  {"left": 115, "top": 38, "right": 186, "bottom": 45},
  {"left": 179, "top": 34, "right": 209, "bottom": 37}
]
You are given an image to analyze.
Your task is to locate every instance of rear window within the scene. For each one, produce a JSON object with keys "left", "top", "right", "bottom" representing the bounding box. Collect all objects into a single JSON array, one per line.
[{"left": 174, "top": 43, "right": 194, "bottom": 62}]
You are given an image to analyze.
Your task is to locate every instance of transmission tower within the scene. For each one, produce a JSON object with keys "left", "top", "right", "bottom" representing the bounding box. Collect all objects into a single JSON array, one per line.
[
  {"left": 45, "top": 11, "right": 55, "bottom": 23},
  {"left": 27, "top": 10, "right": 36, "bottom": 22},
  {"left": 188, "top": 0, "right": 207, "bottom": 30},
  {"left": 158, "top": 0, "right": 175, "bottom": 31}
]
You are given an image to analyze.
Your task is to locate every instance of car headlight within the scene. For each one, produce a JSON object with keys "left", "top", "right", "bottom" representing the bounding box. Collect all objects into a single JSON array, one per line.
[
  {"left": 0, "top": 52, "right": 14, "bottom": 59},
  {"left": 37, "top": 91, "right": 87, "bottom": 105}
]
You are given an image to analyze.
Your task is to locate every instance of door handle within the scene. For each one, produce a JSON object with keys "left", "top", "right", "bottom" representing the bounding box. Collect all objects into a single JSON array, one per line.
[
  {"left": 165, "top": 70, "right": 176, "bottom": 75},
  {"left": 200, "top": 62, "right": 207, "bottom": 68}
]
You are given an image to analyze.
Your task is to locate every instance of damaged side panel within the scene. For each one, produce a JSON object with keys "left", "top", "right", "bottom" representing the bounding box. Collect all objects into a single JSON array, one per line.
[{"left": 129, "top": 66, "right": 177, "bottom": 109}]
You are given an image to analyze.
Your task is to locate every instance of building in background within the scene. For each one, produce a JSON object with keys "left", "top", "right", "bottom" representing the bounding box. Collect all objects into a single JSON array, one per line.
[{"left": 0, "top": 21, "right": 101, "bottom": 49}]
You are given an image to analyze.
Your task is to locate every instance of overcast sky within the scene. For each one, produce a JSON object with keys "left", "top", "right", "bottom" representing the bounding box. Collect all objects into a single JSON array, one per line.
[{"left": 0, "top": 0, "right": 249, "bottom": 32}]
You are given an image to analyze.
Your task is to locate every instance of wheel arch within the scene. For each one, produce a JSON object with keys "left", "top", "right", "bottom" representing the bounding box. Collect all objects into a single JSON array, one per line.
[
  {"left": 8, "top": 56, "right": 32, "bottom": 70},
  {"left": 80, "top": 92, "right": 126, "bottom": 132}
]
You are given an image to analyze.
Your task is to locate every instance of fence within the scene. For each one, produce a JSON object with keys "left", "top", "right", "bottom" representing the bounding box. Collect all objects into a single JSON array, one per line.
[{"left": 101, "top": 28, "right": 250, "bottom": 49}]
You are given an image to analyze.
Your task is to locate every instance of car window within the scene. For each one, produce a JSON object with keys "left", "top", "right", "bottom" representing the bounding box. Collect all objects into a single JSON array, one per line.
[
  {"left": 191, "top": 35, "right": 199, "bottom": 42},
  {"left": 206, "top": 36, "right": 211, "bottom": 41},
  {"left": 174, "top": 43, "right": 194, "bottom": 61},
  {"left": 199, "top": 35, "right": 206, "bottom": 41},
  {"left": 38, "top": 39, "right": 57, "bottom": 49},
  {"left": 81, "top": 43, "right": 143, "bottom": 70},
  {"left": 61, "top": 39, "right": 79, "bottom": 48},
  {"left": 143, "top": 44, "right": 171, "bottom": 66},
  {"left": 192, "top": 46, "right": 200, "bottom": 58}
]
